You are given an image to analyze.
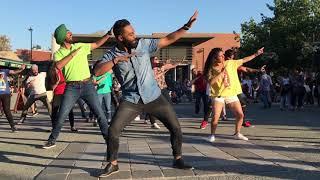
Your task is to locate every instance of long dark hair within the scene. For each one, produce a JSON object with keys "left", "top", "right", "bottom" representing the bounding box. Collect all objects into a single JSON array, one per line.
[
  {"left": 203, "top": 48, "right": 223, "bottom": 80},
  {"left": 47, "top": 62, "right": 59, "bottom": 87}
]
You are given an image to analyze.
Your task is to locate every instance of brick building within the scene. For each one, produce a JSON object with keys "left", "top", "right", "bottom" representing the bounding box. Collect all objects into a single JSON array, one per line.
[{"left": 16, "top": 49, "right": 52, "bottom": 62}]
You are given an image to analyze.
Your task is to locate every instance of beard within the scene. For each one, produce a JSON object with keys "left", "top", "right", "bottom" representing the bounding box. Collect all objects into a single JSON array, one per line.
[
  {"left": 123, "top": 39, "right": 138, "bottom": 49},
  {"left": 65, "top": 37, "right": 73, "bottom": 44}
]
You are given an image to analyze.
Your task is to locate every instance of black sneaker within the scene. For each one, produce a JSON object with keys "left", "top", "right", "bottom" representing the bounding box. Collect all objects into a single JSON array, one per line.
[
  {"left": 71, "top": 127, "right": 78, "bottom": 132},
  {"left": 43, "top": 141, "right": 56, "bottom": 149},
  {"left": 99, "top": 163, "right": 119, "bottom": 177},
  {"left": 93, "top": 120, "right": 97, "bottom": 127},
  {"left": 11, "top": 126, "right": 18, "bottom": 133},
  {"left": 173, "top": 158, "right": 194, "bottom": 170}
]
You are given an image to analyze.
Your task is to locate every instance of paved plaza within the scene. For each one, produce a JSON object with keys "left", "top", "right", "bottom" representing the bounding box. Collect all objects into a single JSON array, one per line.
[{"left": 0, "top": 103, "right": 320, "bottom": 179}]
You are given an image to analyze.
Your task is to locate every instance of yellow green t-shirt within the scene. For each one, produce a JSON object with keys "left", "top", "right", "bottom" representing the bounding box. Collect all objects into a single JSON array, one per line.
[
  {"left": 54, "top": 43, "right": 91, "bottom": 82},
  {"left": 209, "top": 60, "right": 243, "bottom": 97}
]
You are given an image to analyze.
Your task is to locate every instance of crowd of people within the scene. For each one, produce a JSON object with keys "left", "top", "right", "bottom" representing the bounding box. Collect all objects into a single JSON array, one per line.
[
  {"left": 1, "top": 11, "right": 199, "bottom": 177},
  {"left": 1, "top": 10, "right": 320, "bottom": 178}
]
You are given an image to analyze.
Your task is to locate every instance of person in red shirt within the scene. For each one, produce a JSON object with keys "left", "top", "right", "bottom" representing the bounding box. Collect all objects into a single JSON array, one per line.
[
  {"left": 48, "top": 63, "right": 78, "bottom": 132},
  {"left": 193, "top": 70, "right": 209, "bottom": 126}
]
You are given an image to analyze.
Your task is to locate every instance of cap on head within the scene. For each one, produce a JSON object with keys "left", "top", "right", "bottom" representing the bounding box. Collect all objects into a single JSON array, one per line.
[{"left": 54, "top": 24, "right": 68, "bottom": 45}]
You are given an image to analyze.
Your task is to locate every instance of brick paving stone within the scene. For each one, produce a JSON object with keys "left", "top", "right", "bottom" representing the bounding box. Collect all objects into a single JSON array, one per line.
[
  {"left": 131, "top": 169, "right": 163, "bottom": 179},
  {"left": 162, "top": 168, "right": 195, "bottom": 177}
]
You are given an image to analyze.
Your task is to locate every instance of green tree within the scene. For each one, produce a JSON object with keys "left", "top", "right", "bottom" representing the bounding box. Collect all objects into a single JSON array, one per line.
[{"left": 240, "top": 0, "right": 320, "bottom": 70}]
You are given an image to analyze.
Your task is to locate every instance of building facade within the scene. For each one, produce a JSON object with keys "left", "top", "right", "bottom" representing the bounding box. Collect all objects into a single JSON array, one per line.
[{"left": 52, "top": 33, "right": 239, "bottom": 82}]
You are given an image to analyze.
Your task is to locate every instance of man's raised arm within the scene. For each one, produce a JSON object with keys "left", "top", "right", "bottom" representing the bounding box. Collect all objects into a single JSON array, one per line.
[
  {"left": 91, "top": 28, "right": 112, "bottom": 50},
  {"left": 158, "top": 11, "right": 198, "bottom": 49}
]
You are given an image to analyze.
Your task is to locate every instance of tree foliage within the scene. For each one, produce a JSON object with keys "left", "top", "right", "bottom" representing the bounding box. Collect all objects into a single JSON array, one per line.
[
  {"left": 0, "top": 35, "right": 11, "bottom": 51},
  {"left": 240, "top": 0, "right": 320, "bottom": 70}
]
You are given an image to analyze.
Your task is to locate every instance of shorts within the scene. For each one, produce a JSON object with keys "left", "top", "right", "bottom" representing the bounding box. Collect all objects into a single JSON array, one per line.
[{"left": 212, "top": 96, "right": 239, "bottom": 104}]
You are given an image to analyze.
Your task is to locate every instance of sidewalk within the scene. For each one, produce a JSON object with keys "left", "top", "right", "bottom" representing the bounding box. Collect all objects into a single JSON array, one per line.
[{"left": 0, "top": 104, "right": 320, "bottom": 179}]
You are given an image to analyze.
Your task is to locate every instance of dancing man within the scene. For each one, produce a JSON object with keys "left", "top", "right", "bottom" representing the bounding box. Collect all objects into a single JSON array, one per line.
[
  {"left": 43, "top": 24, "right": 112, "bottom": 149},
  {"left": 18, "top": 64, "right": 52, "bottom": 124},
  {"left": 94, "top": 11, "right": 198, "bottom": 177}
]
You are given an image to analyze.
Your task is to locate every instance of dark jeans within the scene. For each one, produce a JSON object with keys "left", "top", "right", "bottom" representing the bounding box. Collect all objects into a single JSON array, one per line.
[
  {"left": 51, "top": 94, "right": 75, "bottom": 128},
  {"left": 305, "top": 92, "right": 314, "bottom": 105},
  {"left": 291, "top": 87, "right": 305, "bottom": 108},
  {"left": 21, "top": 93, "right": 52, "bottom": 118},
  {"left": 195, "top": 91, "right": 208, "bottom": 114},
  {"left": 48, "top": 82, "right": 108, "bottom": 143},
  {"left": 107, "top": 95, "right": 182, "bottom": 161},
  {"left": 98, "top": 93, "right": 112, "bottom": 121},
  {"left": 0, "top": 94, "right": 15, "bottom": 128},
  {"left": 260, "top": 90, "right": 272, "bottom": 108},
  {"left": 146, "top": 88, "right": 171, "bottom": 124},
  {"left": 203, "top": 95, "right": 211, "bottom": 122},
  {"left": 77, "top": 98, "right": 88, "bottom": 118}
]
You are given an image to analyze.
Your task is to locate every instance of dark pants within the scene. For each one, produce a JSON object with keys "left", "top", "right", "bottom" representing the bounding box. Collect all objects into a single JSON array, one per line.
[
  {"left": 291, "top": 87, "right": 305, "bottom": 108},
  {"left": 261, "top": 90, "right": 272, "bottom": 108},
  {"left": 107, "top": 95, "right": 182, "bottom": 161},
  {"left": 111, "top": 90, "right": 120, "bottom": 108},
  {"left": 51, "top": 94, "right": 75, "bottom": 128},
  {"left": 195, "top": 91, "right": 208, "bottom": 114},
  {"left": 21, "top": 93, "right": 52, "bottom": 118},
  {"left": 77, "top": 98, "right": 88, "bottom": 118},
  {"left": 146, "top": 88, "right": 171, "bottom": 124},
  {"left": 203, "top": 95, "right": 211, "bottom": 122},
  {"left": 0, "top": 94, "right": 15, "bottom": 128},
  {"left": 48, "top": 82, "right": 108, "bottom": 143}
]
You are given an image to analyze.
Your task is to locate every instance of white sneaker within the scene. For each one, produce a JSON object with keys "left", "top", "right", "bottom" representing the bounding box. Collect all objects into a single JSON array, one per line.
[
  {"left": 151, "top": 123, "right": 160, "bottom": 129},
  {"left": 144, "top": 120, "right": 148, "bottom": 124},
  {"left": 234, "top": 133, "right": 249, "bottom": 141},
  {"left": 134, "top": 115, "right": 141, "bottom": 121},
  {"left": 208, "top": 135, "right": 215, "bottom": 142}
]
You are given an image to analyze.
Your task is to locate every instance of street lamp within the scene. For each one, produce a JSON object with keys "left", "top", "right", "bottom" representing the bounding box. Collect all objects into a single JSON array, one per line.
[
  {"left": 28, "top": 27, "right": 33, "bottom": 61},
  {"left": 196, "top": 48, "right": 205, "bottom": 70}
]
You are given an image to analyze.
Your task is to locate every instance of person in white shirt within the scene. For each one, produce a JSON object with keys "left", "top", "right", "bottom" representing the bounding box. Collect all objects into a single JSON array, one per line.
[{"left": 18, "top": 64, "right": 52, "bottom": 124}]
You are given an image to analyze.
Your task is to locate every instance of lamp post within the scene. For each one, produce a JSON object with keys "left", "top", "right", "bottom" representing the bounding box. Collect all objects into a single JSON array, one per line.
[
  {"left": 197, "top": 48, "right": 205, "bottom": 70},
  {"left": 28, "top": 27, "right": 33, "bottom": 61}
]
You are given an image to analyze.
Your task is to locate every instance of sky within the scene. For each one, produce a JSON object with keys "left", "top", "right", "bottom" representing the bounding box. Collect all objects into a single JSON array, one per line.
[{"left": 0, "top": 0, "right": 274, "bottom": 50}]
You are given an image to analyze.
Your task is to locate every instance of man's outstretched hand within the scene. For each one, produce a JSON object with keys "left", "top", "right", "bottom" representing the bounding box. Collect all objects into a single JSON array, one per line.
[
  {"left": 115, "top": 53, "right": 136, "bottom": 63},
  {"left": 256, "top": 47, "right": 264, "bottom": 56}
]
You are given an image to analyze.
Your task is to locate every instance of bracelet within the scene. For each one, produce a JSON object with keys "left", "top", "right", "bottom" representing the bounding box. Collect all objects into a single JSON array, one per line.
[
  {"left": 107, "top": 30, "right": 112, "bottom": 36},
  {"left": 182, "top": 24, "right": 190, "bottom": 30}
]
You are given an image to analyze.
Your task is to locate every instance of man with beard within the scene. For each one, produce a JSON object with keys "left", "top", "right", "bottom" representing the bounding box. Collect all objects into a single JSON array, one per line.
[
  {"left": 94, "top": 11, "right": 198, "bottom": 177},
  {"left": 18, "top": 64, "right": 52, "bottom": 124},
  {"left": 43, "top": 24, "right": 114, "bottom": 149}
]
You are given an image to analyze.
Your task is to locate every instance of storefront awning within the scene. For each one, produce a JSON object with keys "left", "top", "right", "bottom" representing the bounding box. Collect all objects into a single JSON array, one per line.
[{"left": 0, "top": 58, "right": 32, "bottom": 69}]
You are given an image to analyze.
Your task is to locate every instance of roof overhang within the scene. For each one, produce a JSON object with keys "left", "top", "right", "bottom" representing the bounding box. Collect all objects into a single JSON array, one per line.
[{"left": 73, "top": 33, "right": 215, "bottom": 46}]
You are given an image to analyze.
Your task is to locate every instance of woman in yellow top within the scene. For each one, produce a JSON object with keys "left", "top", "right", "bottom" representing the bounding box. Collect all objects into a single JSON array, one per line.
[{"left": 203, "top": 47, "right": 264, "bottom": 142}]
